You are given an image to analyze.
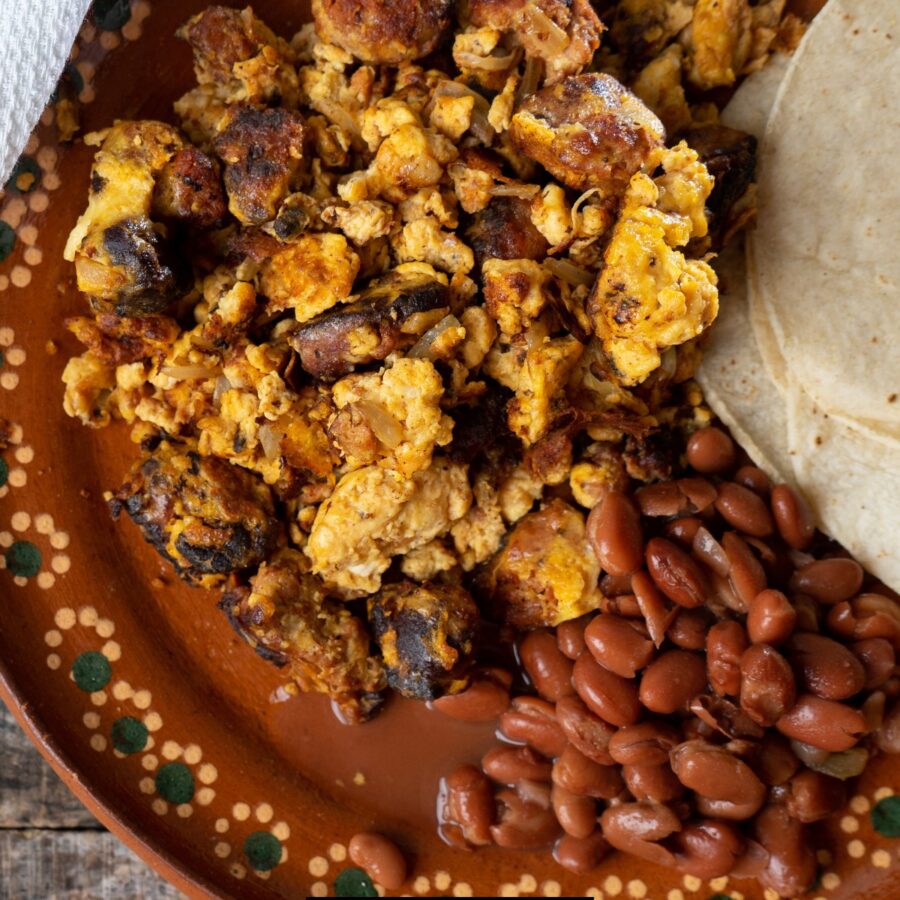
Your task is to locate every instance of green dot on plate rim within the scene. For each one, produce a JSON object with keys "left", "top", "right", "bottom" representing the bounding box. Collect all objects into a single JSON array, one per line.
[
  {"left": 5, "top": 540, "right": 41, "bottom": 578},
  {"left": 333, "top": 867, "right": 378, "bottom": 897},
  {"left": 5, "top": 157, "right": 41, "bottom": 194},
  {"left": 243, "top": 831, "right": 283, "bottom": 872},
  {"left": 0, "top": 222, "right": 15, "bottom": 263},
  {"left": 111, "top": 716, "right": 148, "bottom": 754},
  {"left": 71, "top": 651, "right": 111, "bottom": 692},
  {"left": 0, "top": 458, "right": 8, "bottom": 488},
  {"left": 155, "top": 762, "right": 195, "bottom": 804},
  {"left": 92, "top": 0, "right": 131, "bottom": 31},
  {"left": 871, "top": 795, "right": 900, "bottom": 838}
]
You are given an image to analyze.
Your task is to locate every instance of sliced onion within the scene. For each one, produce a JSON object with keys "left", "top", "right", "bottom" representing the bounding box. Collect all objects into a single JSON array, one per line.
[
  {"left": 544, "top": 257, "right": 595, "bottom": 286},
  {"left": 258, "top": 423, "right": 284, "bottom": 459},
  {"left": 516, "top": 56, "right": 542, "bottom": 104},
  {"left": 408, "top": 314, "right": 462, "bottom": 360},
  {"left": 213, "top": 375, "right": 232, "bottom": 404},
  {"left": 455, "top": 50, "right": 518, "bottom": 71},
  {"left": 161, "top": 365, "right": 216, "bottom": 381},
  {"left": 571, "top": 187, "right": 601, "bottom": 230},
  {"left": 693, "top": 527, "right": 730, "bottom": 577},
  {"left": 522, "top": 7, "right": 569, "bottom": 54},
  {"left": 810, "top": 748, "right": 869, "bottom": 780},
  {"left": 313, "top": 99, "right": 360, "bottom": 137},
  {"left": 355, "top": 400, "right": 403, "bottom": 448},
  {"left": 489, "top": 183, "right": 540, "bottom": 199}
]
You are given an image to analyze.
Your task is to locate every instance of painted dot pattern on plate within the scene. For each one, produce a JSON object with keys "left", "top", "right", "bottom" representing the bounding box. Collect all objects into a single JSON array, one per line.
[
  {"left": 334, "top": 868, "right": 378, "bottom": 898},
  {"left": 72, "top": 651, "right": 112, "bottom": 692},
  {"left": 244, "top": 832, "right": 283, "bottom": 872},
  {"left": 155, "top": 762, "right": 195, "bottom": 805},
  {"left": 111, "top": 716, "right": 149, "bottom": 754},
  {"left": 872, "top": 796, "right": 900, "bottom": 838}
]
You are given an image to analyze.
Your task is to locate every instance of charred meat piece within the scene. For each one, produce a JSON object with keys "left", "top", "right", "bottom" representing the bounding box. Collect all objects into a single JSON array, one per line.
[
  {"left": 623, "top": 426, "right": 678, "bottom": 482},
  {"left": 368, "top": 580, "right": 480, "bottom": 700},
  {"left": 178, "top": 6, "right": 262, "bottom": 84},
  {"left": 110, "top": 444, "right": 282, "bottom": 582},
  {"left": 74, "top": 217, "right": 189, "bottom": 316},
  {"left": 478, "top": 498, "right": 601, "bottom": 628},
  {"left": 220, "top": 549, "right": 386, "bottom": 723},
  {"left": 510, "top": 73, "right": 665, "bottom": 195},
  {"left": 312, "top": 0, "right": 453, "bottom": 64},
  {"left": 152, "top": 147, "right": 229, "bottom": 230},
  {"left": 682, "top": 124, "right": 757, "bottom": 249},
  {"left": 66, "top": 313, "right": 180, "bottom": 366},
  {"left": 448, "top": 381, "right": 513, "bottom": 465},
  {"left": 214, "top": 106, "right": 304, "bottom": 225},
  {"left": 465, "top": 196, "right": 549, "bottom": 272},
  {"left": 291, "top": 267, "right": 450, "bottom": 379}
]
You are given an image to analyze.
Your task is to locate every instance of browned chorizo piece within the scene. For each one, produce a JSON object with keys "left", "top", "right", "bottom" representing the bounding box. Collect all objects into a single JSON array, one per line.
[
  {"left": 220, "top": 549, "right": 386, "bottom": 723},
  {"left": 509, "top": 73, "right": 665, "bottom": 195},
  {"left": 152, "top": 147, "right": 229, "bottom": 230},
  {"left": 291, "top": 266, "right": 450, "bottom": 379},
  {"left": 109, "top": 443, "right": 282, "bottom": 582},
  {"left": 368, "top": 580, "right": 480, "bottom": 700},
  {"left": 74, "top": 217, "right": 190, "bottom": 316},
  {"left": 312, "top": 0, "right": 453, "bottom": 64},
  {"left": 213, "top": 105, "right": 305, "bottom": 225},
  {"left": 465, "top": 196, "right": 549, "bottom": 271},
  {"left": 479, "top": 498, "right": 601, "bottom": 628},
  {"left": 681, "top": 124, "right": 757, "bottom": 250}
]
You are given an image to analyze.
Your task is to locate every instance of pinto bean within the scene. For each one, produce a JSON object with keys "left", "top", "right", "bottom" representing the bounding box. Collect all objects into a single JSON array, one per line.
[
  {"left": 433, "top": 669, "right": 511, "bottom": 721},
  {"left": 748, "top": 589, "right": 796, "bottom": 645},
  {"left": 491, "top": 783, "right": 561, "bottom": 849},
  {"left": 707, "top": 620, "right": 749, "bottom": 696},
  {"left": 739, "top": 644, "right": 797, "bottom": 727},
  {"left": 670, "top": 740, "right": 766, "bottom": 818},
  {"left": 552, "top": 744, "right": 624, "bottom": 799},
  {"left": 722, "top": 532, "right": 767, "bottom": 611},
  {"left": 587, "top": 491, "right": 643, "bottom": 576},
  {"left": 519, "top": 630, "right": 575, "bottom": 701},
  {"left": 646, "top": 537, "right": 709, "bottom": 608},
  {"left": 672, "top": 819, "right": 745, "bottom": 879},
  {"left": 600, "top": 802, "right": 680, "bottom": 867},
  {"left": 714, "top": 483, "right": 774, "bottom": 538},
  {"left": 573, "top": 653, "right": 641, "bottom": 726},
  {"left": 640, "top": 650, "right": 707, "bottom": 714},
  {"left": 499, "top": 696, "right": 568, "bottom": 758},
  {"left": 756, "top": 733, "right": 801, "bottom": 786},
  {"left": 754, "top": 804, "right": 817, "bottom": 898},
  {"left": 623, "top": 763, "right": 684, "bottom": 803},
  {"left": 552, "top": 784, "right": 597, "bottom": 838},
  {"left": 686, "top": 427, "right": 735, "bottom": 474},
  {"left": 348, "top": 832, "right": 407, "bottom": 890},
  {"left": 609, "top": 722, "right": 681, "bottom": 766},
  {"left": 787, "top": 632, "right": 866, "bottom": 700},
  {"left": 775, "top": 694, "right": 867, "bottom": 751},
  {"left": 875, "top": 699, "right": 900, "bottom": 754},
  {"left": 735, "top": 465, "right": 771, "bottom": 497},
  {"left": 770, "top": 484, "right": 814, "bottom": 550},
  {"left": 667, "top": 608, "right": 714, "bottom": 651},
  {"left": 790, "top": 558, "right": 864, "bottom": 604},
  {"left": 554, "top": 831, "right": 610, "bottom": 873},
  {"left": 440, "top": 765, "right": 495, "bottom": 847},
  {"left": 852, "top": 638, "right": 897, "bottom": 690},
  {"left": 482, "top": 745, "right": 552, "bottom": 784},
  {"left": 555, "top": 695, "right": 617, "bottom": 764},
  {"left": 631, "top": 569, "right": 676, "bottom": 647},
  {"left": 557, "top": 614, "right": 591, "bottom": 660},
  {"left": 779, "top": 769, "right": 846, "bottom": 823},
  {"left": 585, "top": 614, "right": 654, "bottom": 678},
  {"left": 827, "top": 594, "right": 900, "bottom": 647}
]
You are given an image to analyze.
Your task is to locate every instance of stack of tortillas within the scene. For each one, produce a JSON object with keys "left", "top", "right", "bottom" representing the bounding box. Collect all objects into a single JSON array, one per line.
[{"left": 697, "top": 0, "right": 900, "bottom": 590}]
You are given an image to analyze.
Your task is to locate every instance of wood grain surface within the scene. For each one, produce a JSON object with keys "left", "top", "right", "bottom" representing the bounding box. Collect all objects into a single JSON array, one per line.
[{"left": 0, "top": 705, "right": 183, "bottom": 899}]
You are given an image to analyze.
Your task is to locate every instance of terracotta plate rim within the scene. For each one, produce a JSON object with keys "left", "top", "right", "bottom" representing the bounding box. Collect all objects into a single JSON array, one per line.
[{"left": 0, "top": 654, "right": 224, "bottom": 899}]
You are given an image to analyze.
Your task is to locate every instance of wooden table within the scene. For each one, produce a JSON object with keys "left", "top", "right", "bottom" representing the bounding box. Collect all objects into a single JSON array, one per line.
[{"left": 0, "top": 704, "right": 183, "bottom": 899}]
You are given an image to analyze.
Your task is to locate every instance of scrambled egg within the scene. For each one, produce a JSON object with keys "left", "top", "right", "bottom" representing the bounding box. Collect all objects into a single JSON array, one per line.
[
  {"left": 330, "top": 357, "right": 453, "bottom": 477},
  {"left": 306, "top": 459, "right": 472, "bottom": 595},
  {"left": 588, "top": 142, "right": 717, "bottom": 385}
]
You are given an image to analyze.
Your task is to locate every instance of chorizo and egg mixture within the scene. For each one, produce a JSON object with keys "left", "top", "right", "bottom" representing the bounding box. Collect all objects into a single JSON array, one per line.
[{"left": 62, "top": 1, "right": 797, "bottom": 723}]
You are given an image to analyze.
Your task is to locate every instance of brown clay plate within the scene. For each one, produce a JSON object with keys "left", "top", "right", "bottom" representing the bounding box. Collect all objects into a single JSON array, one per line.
[{"left": 1, "top": 2, "right": 899, "bottom": 898}]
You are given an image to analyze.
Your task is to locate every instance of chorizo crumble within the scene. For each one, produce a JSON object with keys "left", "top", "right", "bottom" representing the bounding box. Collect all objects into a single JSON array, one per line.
[{"left": 62, "top": 1, "right": 797, "bottom": 723}]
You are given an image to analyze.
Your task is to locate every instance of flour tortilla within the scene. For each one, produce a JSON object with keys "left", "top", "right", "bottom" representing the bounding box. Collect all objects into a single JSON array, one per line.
[
  {"left": 750, "top": 0, "right": 900, "bottom": 434},
  {"left": 698, "top": 3, "right": 900, "bottom": 590}
]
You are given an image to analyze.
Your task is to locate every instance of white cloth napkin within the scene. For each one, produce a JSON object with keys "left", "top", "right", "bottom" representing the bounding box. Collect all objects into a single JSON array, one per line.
[{"left": 0, "top": 0, "right": 93, "bottom": 185}]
